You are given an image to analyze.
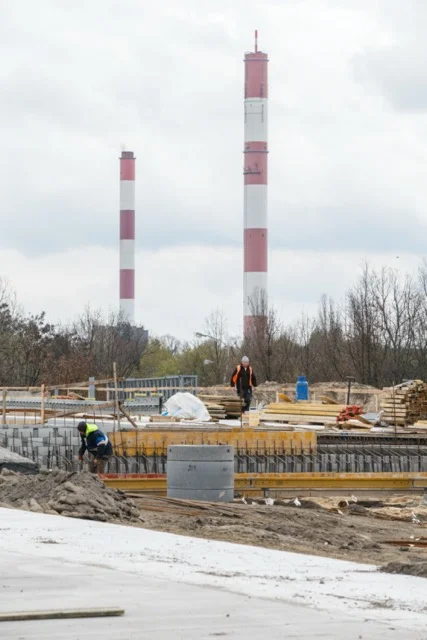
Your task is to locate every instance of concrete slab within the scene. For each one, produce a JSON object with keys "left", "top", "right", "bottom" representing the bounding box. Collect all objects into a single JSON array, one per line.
[
  {"left": 0, "top": 508, "right": 427, "bottom": 639},
  {"left": 0, "top": 446, "right": 37, "bottom": 473}
]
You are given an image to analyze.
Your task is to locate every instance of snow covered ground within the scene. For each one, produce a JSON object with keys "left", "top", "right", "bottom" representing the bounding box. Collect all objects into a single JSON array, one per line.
[{"left": 1, "top": 507, "right": 427, "bottom": 639}]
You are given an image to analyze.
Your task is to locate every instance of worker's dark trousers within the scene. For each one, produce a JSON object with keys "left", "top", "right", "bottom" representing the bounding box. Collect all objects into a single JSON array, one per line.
[
  {"left": 89, "top": 455, "right": 111, "bottom": 474},
  {"left": 88, "top": 442, "right": 113, "bottom": 474},
  {"left": 239, "top": 388, "right": 252, "bottom": 412}
]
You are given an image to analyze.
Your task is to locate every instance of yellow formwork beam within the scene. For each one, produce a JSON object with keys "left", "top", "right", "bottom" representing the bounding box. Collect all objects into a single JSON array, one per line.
[
  {"left": 110, "top": 428, "right": 317, "bottom": 456},
  {"left": 103, "top": 472, "right": 427, "bottom": 493}
]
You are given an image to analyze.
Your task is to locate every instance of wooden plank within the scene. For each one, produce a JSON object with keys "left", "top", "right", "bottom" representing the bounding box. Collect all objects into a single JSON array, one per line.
[
  {"left": 1, "top": 389, "right": 6, "bottom": 425},
  {"left": 319, "top": 395, "right": 338, "bottom": 405},
  {"left": 351, "top": 414, "right": 372, "bottom": 425},
  {"left": 0, "top": 608, "right": 125, "bottom": 622},
  {"left": 40, "top": 384, "right": 45, "bottom": 425},
  {"left": 383, "top": 414, "right": 407, "bottom": 419},
  {"left": 267, "top": 403, "right": 347, "bottom": 410},
  {"left": 53, "top": 401, "right": 115, "bottom": 419},
  {"left": 311, "top": 386, "right": 380, "bottom": 395},
  {"left": 264, "top": 407, "right": 343, "bottom": 412},
  {"left": 46, "top": 377, "right": 117, "bottom": 391},
  {"left": 264, "top": 410, "right": 341, "bottom": 417},
  {"left": 113, "top": 362, "right": 120, "bottom": 432},
  {"left": 0, "top": 386, "right": 40, "bottom": 391},
  {"left": 119, "top": 403, "right": 141, "bottom": 430},
  {"left": 260, "top": 413, "right": 337, "bottom": 424}
]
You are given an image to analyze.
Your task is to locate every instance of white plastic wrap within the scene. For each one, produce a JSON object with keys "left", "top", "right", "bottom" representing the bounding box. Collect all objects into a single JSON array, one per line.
[{"left": 164, "top": 392, "right": 211, "bottom": 422}]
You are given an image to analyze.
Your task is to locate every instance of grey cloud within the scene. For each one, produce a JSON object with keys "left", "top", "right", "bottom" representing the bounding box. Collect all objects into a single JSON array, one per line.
[
  {"left": 351, "top": 1, "right": 427, "bottom": 111},
  {"left": 2, "top": 0, "right": 427, "bottom": 263},
  {"left": 353, "top": 43, "right": 427, "bottom": 112},
  {"left": 269, "top": 204, "right": 426, "bottom": 254}
]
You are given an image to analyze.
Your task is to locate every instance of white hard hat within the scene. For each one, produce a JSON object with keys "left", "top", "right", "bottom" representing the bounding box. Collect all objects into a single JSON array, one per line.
[{"left": 241, "top": 356, "right": 249, "bottom": 363}]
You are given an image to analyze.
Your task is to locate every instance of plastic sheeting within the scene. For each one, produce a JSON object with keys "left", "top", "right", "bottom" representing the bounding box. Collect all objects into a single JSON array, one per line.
[{"left": 164, "top": 393, "right": 211, "bottom": 422}]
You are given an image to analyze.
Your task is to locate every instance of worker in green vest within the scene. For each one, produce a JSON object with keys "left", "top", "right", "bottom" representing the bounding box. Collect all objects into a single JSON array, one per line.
[{"left": 77, "top": 422, "right": 113, "bottom": 474}]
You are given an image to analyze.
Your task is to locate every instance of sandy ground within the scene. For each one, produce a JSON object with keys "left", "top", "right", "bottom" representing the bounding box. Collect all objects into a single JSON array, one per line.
[
  {"left": 202, "top": 380, "right": 381, "bottom": 411},
  {"left": 131, "top": 493, "right": 427, "bottom": 572}
]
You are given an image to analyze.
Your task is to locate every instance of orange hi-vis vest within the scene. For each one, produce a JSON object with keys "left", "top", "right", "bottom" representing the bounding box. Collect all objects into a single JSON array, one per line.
[{"left": 232, "top": 364, "right": 253, "bottom": 387}]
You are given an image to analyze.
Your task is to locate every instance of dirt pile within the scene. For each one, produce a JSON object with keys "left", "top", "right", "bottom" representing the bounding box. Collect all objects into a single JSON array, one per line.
[
  {"left": 0, "top": 469, "right": 141, "bottom": 524},
  {"left": 380, "top": 562, "right": 427, "bottom": 578},
  {"left": 199, "top": 381, "right": 381, "bottom": 411},
  {"left": 201, "top": 383, "right": 282, "bottom": 406}
]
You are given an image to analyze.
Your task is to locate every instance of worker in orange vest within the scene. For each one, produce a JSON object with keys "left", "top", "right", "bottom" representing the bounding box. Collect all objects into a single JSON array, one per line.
[{"left": 230, "top": 356, "right": 257, "bottom": 412}]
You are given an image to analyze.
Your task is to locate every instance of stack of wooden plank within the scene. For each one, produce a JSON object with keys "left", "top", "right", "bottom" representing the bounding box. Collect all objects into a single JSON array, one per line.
[
  {"left": 412, "top": 420, "right": 427, "bottom": 431},
  {"left": 199, "top": 395, "right": 243, "bottom": 420},
  {"left": 260, "top": 402, "right": 364, "bottom": 427},
  {"left": 149, "top": 415, "right": 179, "bottom": 423},
  {"left": 380, "top": 380, "right": 427, "bottom": 426},
  {"left": 203, "top": 402, "right": 226, "bottom": 422}
]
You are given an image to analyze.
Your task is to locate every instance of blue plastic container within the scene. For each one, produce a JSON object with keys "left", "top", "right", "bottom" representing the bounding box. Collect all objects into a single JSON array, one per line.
[{"left": 296, "top": 375, "right": 309, "bottom": 401}]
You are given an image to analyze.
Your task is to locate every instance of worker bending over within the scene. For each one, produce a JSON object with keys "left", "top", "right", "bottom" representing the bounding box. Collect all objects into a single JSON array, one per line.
[
  {"left": 230, "top": 356, "right": 257, "bottom": 412},
  {"left": 77, "top": 421, "right": 113, "bottom": 474}
]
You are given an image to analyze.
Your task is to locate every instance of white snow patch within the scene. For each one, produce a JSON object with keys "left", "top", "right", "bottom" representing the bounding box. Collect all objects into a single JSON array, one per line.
[{"left": 0, "top": 507, "right": 427, "bottom": 629}]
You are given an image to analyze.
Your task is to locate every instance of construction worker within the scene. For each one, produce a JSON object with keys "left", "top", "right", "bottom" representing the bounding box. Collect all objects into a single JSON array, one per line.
[
  {"left": 230, "top": 356, "right": 257, "bottom": 412},
  {"left": 77, "top": 421, "right": 112, "bottom": 474}
]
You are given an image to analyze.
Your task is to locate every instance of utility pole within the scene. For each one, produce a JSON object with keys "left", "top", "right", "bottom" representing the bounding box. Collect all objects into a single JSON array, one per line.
[{"left": 345, "top": 376, "right": 355, "bottom": 405}]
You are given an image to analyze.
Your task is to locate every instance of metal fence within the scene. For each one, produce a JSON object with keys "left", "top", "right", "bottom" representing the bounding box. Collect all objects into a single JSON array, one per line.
[{"left": 106, "top": 375, "right": 198, "bottom": 401}]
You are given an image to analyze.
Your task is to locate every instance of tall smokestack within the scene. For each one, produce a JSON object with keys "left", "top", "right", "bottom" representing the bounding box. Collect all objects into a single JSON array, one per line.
[
  {"left": 119, "top": 150, "right": 135, "bottom": 324},
  {"left": 243, "top": 31, "right": 268, "bottom": 336}
]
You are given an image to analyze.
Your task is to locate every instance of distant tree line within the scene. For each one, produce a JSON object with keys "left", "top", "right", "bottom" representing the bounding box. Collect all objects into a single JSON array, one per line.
[
  {"left": 1, "top": 261, "right": 427, "bottom": 389},
  {"left": 0, "top": 278, "right": 148, "bottom": 387},
  {"left": 137, "top": 261, "right": 427, "bottom": 389}
]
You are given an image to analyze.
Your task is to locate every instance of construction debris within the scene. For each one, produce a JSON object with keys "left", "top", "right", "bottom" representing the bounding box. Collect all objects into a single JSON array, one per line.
[
  {"left": 380, "top": 538, "right": 427, "bottom": 548},
  {"left": 0, "top": 470, "right": 141, "bottom": 523}
]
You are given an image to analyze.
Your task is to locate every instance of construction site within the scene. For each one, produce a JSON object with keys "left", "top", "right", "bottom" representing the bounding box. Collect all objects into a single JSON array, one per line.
[
  {"left": 3, "top": 374, "right": 427, "bottom": 636},
  {"left": 3, "top": 375, "right": 427, "bottom": 559},
  {"left": 3, "top": 15, "right": 427, "bottom": 639}
]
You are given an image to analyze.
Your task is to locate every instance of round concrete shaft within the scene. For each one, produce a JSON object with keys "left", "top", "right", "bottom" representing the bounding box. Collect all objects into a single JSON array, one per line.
[{"left": 167, "top": 445, "right": 234, "bottom": 502}]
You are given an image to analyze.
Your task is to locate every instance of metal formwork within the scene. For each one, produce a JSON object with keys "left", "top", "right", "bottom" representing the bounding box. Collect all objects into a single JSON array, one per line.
[{"left": 3, "top": 397, "right": 161, "bottom": 413}]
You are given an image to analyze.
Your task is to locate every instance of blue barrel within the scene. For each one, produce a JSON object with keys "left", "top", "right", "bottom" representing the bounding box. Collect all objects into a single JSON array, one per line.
[{"left": 296, "top": 375, "right": 309, "bottom": 401}]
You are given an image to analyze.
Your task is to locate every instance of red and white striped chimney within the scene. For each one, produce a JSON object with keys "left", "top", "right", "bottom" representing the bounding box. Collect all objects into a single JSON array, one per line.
[
  {"left": 243, "top": 30, "right": 268, "bottom": 337},
  {"left": 119, "top": 150, "right": 135, "bottom": 323}
]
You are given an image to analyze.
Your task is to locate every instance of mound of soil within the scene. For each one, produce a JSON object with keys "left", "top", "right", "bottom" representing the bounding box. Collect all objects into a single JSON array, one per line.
[
  {"left": 380, "top": 562, "right": 427, "bottom": 578},
  {"left": 0, "top": 469, "right": 141, "bottom": 524}
]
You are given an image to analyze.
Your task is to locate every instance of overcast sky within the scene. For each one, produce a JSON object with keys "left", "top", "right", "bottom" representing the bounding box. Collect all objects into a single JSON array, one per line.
[{"left": 1, "top": 0, "right": 427, "bottom": 339}]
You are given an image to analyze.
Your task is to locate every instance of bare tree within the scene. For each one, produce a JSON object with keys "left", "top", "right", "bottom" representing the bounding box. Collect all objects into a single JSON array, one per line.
[
  {"left": 245, "top": 292, "right": 295, "bottom": 382},
  {"left": 72, "top": 307, "right": 148, "bottom": 377},
  {"left": 316, "top": 295, "right": 349, "bottom": 380},
  {"left": 370, "top": 268, "right": 422, "bottom": 383}
]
